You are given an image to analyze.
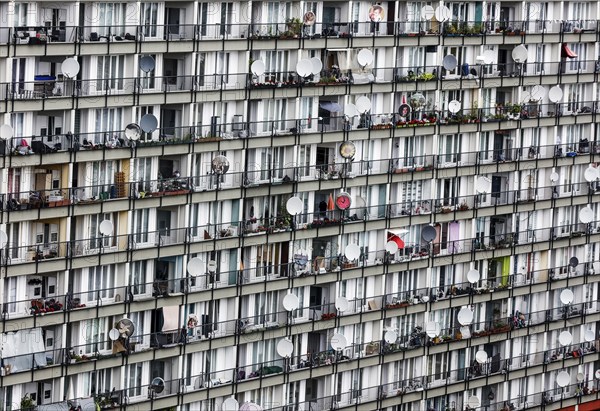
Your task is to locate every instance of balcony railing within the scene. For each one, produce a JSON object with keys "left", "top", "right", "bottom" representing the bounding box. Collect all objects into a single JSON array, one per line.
[
  {"left": 2, "top": 96, "right": 600, "bottom": 160},
  {"left": 7, "top": 307, "right": 598, "bottom": 410},
  {"left": 3, "top": 19, "right": 598, "bottom": 46},
  {"left": 3, "top": 56, "right": 600, "bottom": 103}
]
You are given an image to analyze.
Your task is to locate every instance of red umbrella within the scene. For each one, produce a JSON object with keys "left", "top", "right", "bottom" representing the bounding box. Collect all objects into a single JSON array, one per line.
[{"left": 387, "top": 232, "right": 405, "bottom": 249}]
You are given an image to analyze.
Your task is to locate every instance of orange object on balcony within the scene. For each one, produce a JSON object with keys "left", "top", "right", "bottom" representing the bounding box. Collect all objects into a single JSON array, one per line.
[{"left": 561, "top": 44, "right": 578, "bottom": 59}]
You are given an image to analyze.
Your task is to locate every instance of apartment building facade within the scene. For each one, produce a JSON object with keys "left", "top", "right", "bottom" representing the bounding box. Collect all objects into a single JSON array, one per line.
[{"left": 0, "top": 1, "right": 600, "bottom": 410}]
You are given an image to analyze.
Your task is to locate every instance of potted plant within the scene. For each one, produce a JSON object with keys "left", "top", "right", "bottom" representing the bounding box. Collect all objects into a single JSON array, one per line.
[
  {"left": 285, "top": 18, "right": 303, "bottom": 37},
  {"left": 21, "top": 394, "right": 36, "bottom": 411}
]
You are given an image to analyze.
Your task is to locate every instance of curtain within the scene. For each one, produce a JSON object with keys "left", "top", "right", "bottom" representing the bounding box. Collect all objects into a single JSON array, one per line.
[
  {"left": 1, "top": 328, "right": 46, "bottom": 372},
  {"left": 162, "top": 306, "right": 180, "bottom": 332}
]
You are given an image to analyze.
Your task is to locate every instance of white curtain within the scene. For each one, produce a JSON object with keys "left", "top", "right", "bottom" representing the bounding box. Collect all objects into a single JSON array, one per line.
[
  {"left": 162, "top": 306, "right": 180, "bottom": 332},
  {"left": 1, "top": 328, "right": 46, "bottom": 372}
]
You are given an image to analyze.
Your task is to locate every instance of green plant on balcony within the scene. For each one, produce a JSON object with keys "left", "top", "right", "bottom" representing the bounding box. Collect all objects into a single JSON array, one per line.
[
  {"left": 285, "top": 17, "right": 303, "bottom": 36},
  {"left": 20, "top": 394, "right": 36, "bottom": 411},
  {"left": 417, "top": 72, "right": 436, "bottom": 81}
]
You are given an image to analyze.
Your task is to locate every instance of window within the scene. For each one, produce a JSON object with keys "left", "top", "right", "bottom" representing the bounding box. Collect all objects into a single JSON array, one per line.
[
  {"left": 97, "top": 3, "right": 126, "bottom": 36},
  {"left": 259, "top": 147, "right": 285, "bottom": 180},
  {"left": 401, "top": 136, "right": 425, "bottom": 167},
  {"left": 220, "top": 3, "right": 234, "bottom": 35},
  {"left": 198, "top": 3, "right": 208, "bottom": 36},
  {"left": 298, "top": 145, "right": 312, "bottom": 177},
  {"left": 96, "top": 56, "right": 125, "bottom": 91},
  {"left": 87, "top": 161, "right": 116, "bottom": 197},
  {"left": 133, "top": 157, "right": 152, "bottom": 192},
  {"left": 11, "top": 113, "right": 24, "bottom": 141},
  {"left": 439, "top": 134, "right": 462, "bottom": 163},
  {"left": 130, "top": 260, "right": 148, "bottom": 295},
  {"left": 95, "top": 108, "right": 123, "bottom": 142},
  {"left": 89, "top": 212, "right": 117, "bottom": 249},
  {"left": 141, "top": 3, "right": 159, "bottom": 37},
  {"left": 442, "top": 47, "right": 465, "bottom": 76},
  {"left": 7, "top": 168, "right": 21, "bottom": 194},
  {"left": 262, "top": 99, "right": 287, "bottom": 132},
  {"left": 569, "top": 43, "right": 586, "bottom": 71},
  {"left": 88, "top": 369, "right": 112, "bottom": 397},
  {"left": 266, "top": 2, "right": 289, "bottom": 24},
  {"left": 87, "top": 265, "right": 115, "bottom": 300},
  {"left": 84, "top": 317, "right": 110, "bottom": 352},
  {"left": 5, "top": 278, "right": 17, "bottom": 313},
  {"left": 14, "top": 3, "right": 28, "bottom": 26},
  {"left": 263, "top": 50, "right": 289, "bottom": 82},
  {"left": 216, "top": 52, "right": 230, "bottom": 85},
  {"left": 126, "top": 364, "right": 143, "bottom": 397},
  {"left": 299, "top": 97, "right": 314, "bottom": 128},
  {"left": 131, "top": 209, "right": 150, "bottom": 243},
  {"left": 535, "top": 44, "right": 546, "bottom": 74}
]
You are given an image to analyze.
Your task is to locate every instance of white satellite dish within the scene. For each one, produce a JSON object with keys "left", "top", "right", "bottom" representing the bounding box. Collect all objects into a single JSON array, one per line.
[
  {"left": 467, "top": 396, "right": 480, "bottom": 409},
  {"left": 585, "top": 329, "right": 596, "bottom": 342},
  {"left": 222, "top": 398, "right": 239, "bottom": 411},
  {"left": 560, "top": 289, "right": 574, "bottom": 305},
  {"left": 286, "top": 197, "right": 303, "bottom": 215},
  {"left": 276, "top": 338, "right": 294, "bottom": 357},
  {"left": 355, "top": 96, "right": 372, "bottom": 113},
  {"left": 584, "top": 167, "right": 599, "bottom": 182},
  {"left": 579, "top": 207, "right": 594, "bottom": 224},
  {"left": 558, "top": 331, "right": 573, "bottom": 346},
  {"left": 425, "top": 322, "right": 440, "bottom": 338},
  {"left": 421, "top": 5, "right": 434, "bottom": 20},
  {"left": 530, "top": 85, "right": 547, "bottom": 100},
  {"left": 483, "top": 50, "right": 495, "bottom": 64},
  {"left": 282, "top": 294, "right": 300, "bottom": 311},
  {"left": 448, "top": 100, "right": 461, "bottom": 114},
  {"left": 556, "top": 371, "right": 570, "bottom": 387},
  {"left": 0, "top": 124, "right": 14, "bottom": 140},
  {"left": 330, "top": 333, "right": 348, "bottom": 350},
  {"left": 0, "top": 230, "right": 7, "bottom": 248},
  {"left": 442, "top": 54, "right": 458, "bottom": 71},
  {"left": 467, "top": 269, "right": 480, "bottom": 283},
  {"left": 550, "top": 172, "right": 559, "bottom": 183},
  {"left": 335, "top": 297, "right": 349, "bottom": 312},
  {"left": 310, "top": 57, "right": 323, "bottom": 75},
  {"left": 344, "top": 103, "right": 359, "bottom": 118},
  {"left": 108, "top": 328, "right": 120, "bottom": 341},
  {"left": 384, "top": 330, "right": 398, "bottom": 343},
  {"left": 296, "top": 59, "right": 313, "bottom": 78},
  {"left": 61, "top": 58, "right": 80, "bottom": 78},
  {"left": 475, "top": 176, "right": 491, "bottom": 193},
  {"left": 521, "top": 91, "right": 532, "bottom": 103},
  {"left": 511, "top": 45, "right": 528, "bottom": 63},
  {"left": 187, "top": 257, "right": 203, "bottom": 277},
  {"left": 596, "top": 370, "right": 600, "bottom": 380},
  {"left": 385, "top": 241, "right": 399, "bottom": 254},
  {"left": 140, "top": 114, "right": 158, "bottom": 133},
  {"left": 125, "top": 123, "right": 142, "bottom": 141},
  {"left": 434, "top": 6, "right": 451, "bottom": 22},
  {"left": 457, "top": 307, "right": 474, "bottom": 325},
  {"left": 139, "top": 55, "right": 156, "bottom": 73},
  {"left": 357, "top": 49, "right": 374, "bottom": 67},
  {"left": 577, "top": 373, "right": 585, "bottom": 382},
  {"left": 251, "top": 60, "right": 266, "bottom": 76},
  {"left": 99, "top": 220, "right": 114, "bottom": 236},
  {"left": 548, "top": 86, "right": 563, "bottom": 103},
  {"left": 345, "top": 244, "right": 361, "bottom": 260},
  {"left": 475, "top": 350, "right": 488, "bottom": 364}
]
